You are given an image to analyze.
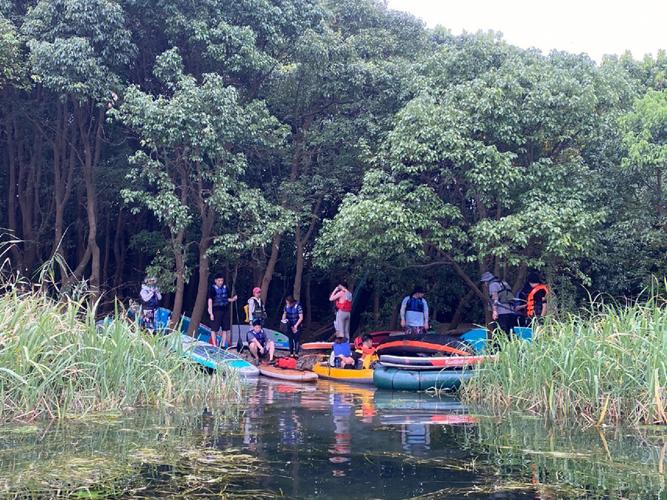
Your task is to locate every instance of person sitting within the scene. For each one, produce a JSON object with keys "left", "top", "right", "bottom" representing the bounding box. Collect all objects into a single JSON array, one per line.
[
  {"left": 352, "top": 334, "right": 378, "bottom": 369},
  {"left": 330, "top": 332, "right": 355, "bottom": 368},
  {"left": 248, "top": 319, "right": 275, "bottom": 365}
]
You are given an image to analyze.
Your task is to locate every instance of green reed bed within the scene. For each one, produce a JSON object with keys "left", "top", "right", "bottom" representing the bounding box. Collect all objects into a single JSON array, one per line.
[
  {"left": 0, "top": 288, "right": 241, "bottom": 422},
  {"left": 462, "top": 299, "right": 667, "bottom": 426}
]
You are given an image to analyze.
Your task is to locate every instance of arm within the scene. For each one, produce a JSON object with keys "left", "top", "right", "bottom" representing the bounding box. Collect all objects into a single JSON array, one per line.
[
  {"left": 207, "top": 297, "right": 213, "bottom": 317},
  {"left": 295, "top": 313, "right": 304, "bottom": 329},
  {"left": 329, "top": 289, "right": 343, "bottom": 302},
  {"left": 228, "top": 295, "right": 238, "bottom": 303},
  {"left": 399, "top": 297, "right": 408, "bottom": 327},
  {"left": 140, "top": 287, "right": 151, "bottom": 302},
  {"left": 423, "top": 300, "right": 429, "bottom": 329},
  {"left": 155, "top": 289, "right": 162, "bottom": 301},
  {"left": 248, "top": 298, "right": 255, "bottom": 317}
]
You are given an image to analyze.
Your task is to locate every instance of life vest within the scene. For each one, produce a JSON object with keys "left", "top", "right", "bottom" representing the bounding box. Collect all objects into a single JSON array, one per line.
[
  {"left": 527, "top": 284, "right": 549, "bottom": 317},
  {"left": 405, "top": 296, "right": 425, "bottom": 313},
  {"left": 336, "top": 294, "right": 352, "bottom": 312},
  {"left": 211, "top": 284, "right": 228, "bottom": 308},
  {"left": 284, "top": 302, "right": 302, "bottom": 326},
  {"left": 142, "top": 292, "right": 159, "bottom": 310},
  {"left": 250, "top": 297, "right": 267, "bottom": 320}
]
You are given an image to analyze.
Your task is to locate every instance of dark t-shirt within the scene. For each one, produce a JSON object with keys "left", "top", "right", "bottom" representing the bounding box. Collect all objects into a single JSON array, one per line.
[{"left": 532, "top": 288, "right": 547, "bottom": 316}]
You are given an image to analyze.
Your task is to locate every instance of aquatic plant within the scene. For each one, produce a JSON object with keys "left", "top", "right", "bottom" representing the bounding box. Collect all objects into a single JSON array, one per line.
[
  {"left": 463, "top": 295, "right": 667, "bottom": 426},
  {"left": 0, "top": 285, "right": 242, "bottom": 422}
]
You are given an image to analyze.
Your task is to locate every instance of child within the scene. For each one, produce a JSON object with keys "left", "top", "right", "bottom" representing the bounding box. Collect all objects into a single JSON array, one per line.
[
  {"left": 352, "top": 334, "right": 378, "bottom": 369},
  {"left": 248, "top": 319, "right": 275, "bottom": 364},
  {"left": 330, "top": 332, "right": 355, "bottom": 368}
]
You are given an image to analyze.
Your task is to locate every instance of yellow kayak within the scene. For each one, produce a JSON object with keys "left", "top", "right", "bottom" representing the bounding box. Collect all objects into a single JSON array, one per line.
[{"left": 312, "top": 362, "right": 374, "bottom": 385}]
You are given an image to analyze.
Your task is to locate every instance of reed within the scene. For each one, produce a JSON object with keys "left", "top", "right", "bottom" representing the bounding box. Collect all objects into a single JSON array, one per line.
[
  {"left": 462, "top": 295, "right": 667, "bottom": 426},
  {"left": 0, "top": 286, "right": 241, "bottom": 422}
]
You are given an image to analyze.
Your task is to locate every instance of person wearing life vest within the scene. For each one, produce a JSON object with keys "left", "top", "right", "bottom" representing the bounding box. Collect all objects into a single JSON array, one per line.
[
  {"left": 329, "top": 281, "right": 353, "bottom": 341},
  {"left": 247, "top": 287, "right": 267, "bottom": 326},
  {"left": 248, "top": 319, "right": 275, "bottom": 365},
  {"left": 330, "top": 331, "right": 355, "bottom": 368},
  {"left": 524, "top": 273, "right": 549, "bottom": 322},
  {"left": 139, "top": 276, "right": 161, "bottom": 332},
  {"left": 480, "top": 271, "right": 520, "bottom": 337},
  {"left": 281, "top": 295, "right": 303, "bottom": 355},
  {"left": 400, "top": 286, "right": 429, "bottom": 335},
  {"left": 352, "top": 334, "right": 378, "bottom": 369},
  {"left": 207, "top": 273, "right": 237, "bottom": 348}
]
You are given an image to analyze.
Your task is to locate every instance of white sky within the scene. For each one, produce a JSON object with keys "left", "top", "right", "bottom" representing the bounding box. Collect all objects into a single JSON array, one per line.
[{"left": 387, "top": 0, "right": 666, "bottom": 62}]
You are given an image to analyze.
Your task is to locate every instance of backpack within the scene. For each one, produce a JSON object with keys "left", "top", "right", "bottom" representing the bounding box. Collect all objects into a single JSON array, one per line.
[{"left": 493, "top": 279, "right": 515, "bottom": 305}]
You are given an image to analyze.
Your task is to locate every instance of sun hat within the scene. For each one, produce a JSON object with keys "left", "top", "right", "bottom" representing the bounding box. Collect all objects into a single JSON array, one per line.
[
  {"left": 480, "top": 272, "right": 495, "bottom": 282},
  {"left": 253, "top": 287, "right": 261, "bottom": 294}
]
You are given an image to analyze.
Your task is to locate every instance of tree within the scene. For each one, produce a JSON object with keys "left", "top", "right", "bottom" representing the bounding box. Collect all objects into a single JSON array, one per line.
[{"left": 115, "top": 48, "right": 287, "bottom": 332}]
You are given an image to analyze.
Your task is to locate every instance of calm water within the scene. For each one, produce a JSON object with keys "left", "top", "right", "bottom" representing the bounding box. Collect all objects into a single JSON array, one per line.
[{"left": 1, "top": 380, "right": 666, "bottom": 498}]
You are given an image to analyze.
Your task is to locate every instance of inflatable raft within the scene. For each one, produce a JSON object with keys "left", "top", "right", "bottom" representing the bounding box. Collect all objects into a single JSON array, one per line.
[
  {"left": 379, "top": 354, "right": 492, "bottom": 370},
  {"left": 373, "top": 364, "right": 474, "bottom": 391},
  {"left": 311, "top": 362, "right": 374, "bottom": 384},
  {"left": 259, "top": 364, "right": 318, "bottom": 382}
]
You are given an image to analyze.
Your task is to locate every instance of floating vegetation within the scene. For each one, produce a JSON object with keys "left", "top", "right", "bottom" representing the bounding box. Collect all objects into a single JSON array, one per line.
[{"left": 463, "top": 295, "right": 667, "bottom": 426}]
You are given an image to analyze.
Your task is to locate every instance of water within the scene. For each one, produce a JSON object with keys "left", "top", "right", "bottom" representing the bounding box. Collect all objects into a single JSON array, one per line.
[{"left": 1, "top": 380, "right": 666, "bottom": 498}]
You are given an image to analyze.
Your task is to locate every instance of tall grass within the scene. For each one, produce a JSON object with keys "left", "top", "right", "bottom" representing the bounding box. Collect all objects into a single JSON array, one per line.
[
  {"left": 462, "top": 296, "right": 667, "bottom": 426},
  {"left": 0, "top": 286, "right": 242, "bottom": 422}
]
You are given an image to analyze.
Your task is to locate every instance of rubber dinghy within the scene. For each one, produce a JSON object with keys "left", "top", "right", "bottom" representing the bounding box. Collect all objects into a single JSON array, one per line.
[
  {"left": 373, "top": 364, "right": 475, "bottom": 391},
  {"left": 378, "top": 354, "right": 493, "bottom": 370},
  {"left": 375, "top": 333, "right": 472, "bottom": 356},
  {"left": 258, "top": 365, "right": 318, "bottom": 382},
  {"left": 311, "top": 362, "right": 374, "bottom": 384},
  {"left": 179, "top": 335, "right": 259, "bottom": 378}
]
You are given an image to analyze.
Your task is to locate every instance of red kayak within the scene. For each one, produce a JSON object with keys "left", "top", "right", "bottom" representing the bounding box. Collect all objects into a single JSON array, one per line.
[{"left": 375, "top": 333, "right": 471, "bottom": 356}]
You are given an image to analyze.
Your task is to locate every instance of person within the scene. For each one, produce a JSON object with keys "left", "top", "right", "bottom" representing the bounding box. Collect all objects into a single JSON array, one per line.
[
  {"left": 480, "top": 271, "right": 520, "bottom": 336},
  {"left": 247, "top": 287, "right": 267, "bottom": 325},
  {"left": 282, "top": 295, "right": 303, "bottom": 355},
  {"left": 207, "top": 273, "right": 237, "bottom": 348},
  {"left": 330, "top": 332, "right": 355, "bottom": 368},
  {"left": 523, "top": 273, "right": 549, "bottom": 322},
  {"left": 400, "top": 286, "right": 429, "bottom": 335},
  {"left": 352, "top": 334, "right": 378, "bottom": 369},
  {"left": 329, "top": 281, "right": 352, "bottom": 341},
  {"left": 248, "top": 319, "right": 275, "bottom": 364},
  {"left": 139, "top": 276, "right": 161, "bottom": 331}
]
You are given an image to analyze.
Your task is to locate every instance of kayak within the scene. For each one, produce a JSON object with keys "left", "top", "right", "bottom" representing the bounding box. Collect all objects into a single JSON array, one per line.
[
  {"left": 301, "top": 341, "right": 333, "bottom": 351},
  {"left": 373, "top": 364, "right": 475, "bottom": 391},
  {"left": 311, "top": 362, "right": 374, "bottom": 384},
  {"left": 378, "top": 354, "right": 492, "bottom": 370},
  {"left": 179, "top": 335, "right": 259, "bottom": 378},
  {"left": 259, "top": 365, "right": 318, "bottom": 382}
]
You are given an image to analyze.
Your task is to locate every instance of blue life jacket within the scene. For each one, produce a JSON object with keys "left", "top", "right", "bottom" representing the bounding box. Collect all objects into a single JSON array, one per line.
[
  {"left": 144, "top": 294, "right": 159, "bottom": 309},
  {"left": 285, "top": 302, "right": 302, "bottom": 326},
  {"left": 405, "top": 296, "right": 425, "bottom": 313},
  {"left": 212, "top": 284, "right": 228, "bottom": 308}
]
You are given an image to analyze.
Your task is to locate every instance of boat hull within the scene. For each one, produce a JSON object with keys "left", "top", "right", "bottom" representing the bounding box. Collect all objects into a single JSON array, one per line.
[
  {"left": 259, "top": 365, "right": 318, "bottom": 382},
  {"left": 373, "top": 364, "right": 475, "bottom": 391},
  {"left": 312, "top": 362, "right": 374, "bottom": 384}
]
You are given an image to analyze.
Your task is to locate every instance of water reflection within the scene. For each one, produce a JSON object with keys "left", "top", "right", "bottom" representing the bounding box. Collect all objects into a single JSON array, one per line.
[{"left": 1, "top": 380, "right": 667, "bottom": 498}]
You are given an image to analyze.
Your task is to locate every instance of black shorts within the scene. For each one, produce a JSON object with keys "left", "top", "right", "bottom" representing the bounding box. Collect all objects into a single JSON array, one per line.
[{"left": 211, "top": 307, "right": 230, "bottom": 333}]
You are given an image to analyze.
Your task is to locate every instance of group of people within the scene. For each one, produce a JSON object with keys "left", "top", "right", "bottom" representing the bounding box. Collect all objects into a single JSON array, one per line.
[{"left": 138, "top": 269, "right": 549, "bottom": 365}]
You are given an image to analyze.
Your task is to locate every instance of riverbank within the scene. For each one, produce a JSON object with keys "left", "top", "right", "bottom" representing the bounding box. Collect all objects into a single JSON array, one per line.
[
  {"left": 0, "top": 288, "right": 241, "bottom": 422},
  {"left": 462, "top": 299, "right": 667, "bottom": 426}
]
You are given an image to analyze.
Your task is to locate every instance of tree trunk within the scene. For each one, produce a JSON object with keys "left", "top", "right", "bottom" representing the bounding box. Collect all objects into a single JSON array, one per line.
[
  {"left": 187, "top": 210, "right": 215, "bottom": 337},
  {"left": 293, "top": 225, "right": 305, "bottom": 301},
  {"left": 304, "top": 272, "right": 312, "bottom": 329},
  {"left": 260, "top": 233, "right": 282, "bottom": 303},
  {"left": 450, "top": 289, "right": 475, "bottom": 329},
  {"left": 171, "top": 229, "right": 186, "bottom": 326},
  {"left": 4, "top": 105, "right": 21, "bottom": 268},
  {"left": 373, "top": 287, "right": 381, "bottom": 325},
  {"left": 112, "top": 210, "right": 126, "bottom": 290}
]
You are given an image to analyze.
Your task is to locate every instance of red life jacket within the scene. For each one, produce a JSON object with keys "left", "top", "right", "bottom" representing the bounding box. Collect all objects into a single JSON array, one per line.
[
  {"left": 527, "top": 284, "right": 549, "bottom": 317},
  {"left": 336, "top": 295, "right": 352, "bottom": 312}
]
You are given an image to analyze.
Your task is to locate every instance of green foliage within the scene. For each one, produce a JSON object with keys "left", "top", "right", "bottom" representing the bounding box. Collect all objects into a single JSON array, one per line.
[{"left": 463, "top": 293, "right": 667, "bottom": 426}]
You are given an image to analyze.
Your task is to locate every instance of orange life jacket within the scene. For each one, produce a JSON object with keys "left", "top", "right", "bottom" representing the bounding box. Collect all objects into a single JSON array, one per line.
[{"left": 527, "top": 284, "right": 549, "bottom": 317}]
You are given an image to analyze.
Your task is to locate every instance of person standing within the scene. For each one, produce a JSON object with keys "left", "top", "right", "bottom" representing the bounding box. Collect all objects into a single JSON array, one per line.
[
  {"left": 281, "top": 295, "right": 303, "bottom": 355},
  {"left": 480, "top": 272, "right": 519, "bottom": 336},
  {"left": 207, "top": 273, "right": 237, "bottom": 348},
  {"left": 400, "top": 286, "right": 429, "bottom": 335},
  {"left": 139, "top": 276, "right": 161, "bottom": 332},
  {"left": 247, "top": 287, "right": 267, "bottom": 325},
  {"left": 329, "top": 281, "right": 352, "bottom": 341},
  {"left": 524, "top": 273, "right": 549, "bottom": 322}
]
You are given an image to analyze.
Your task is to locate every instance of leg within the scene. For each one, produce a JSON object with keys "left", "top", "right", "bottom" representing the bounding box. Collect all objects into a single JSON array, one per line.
[
  {"left": 220, "top": 308, "right": 231, "bottom": 348},
  {"left": 210, "top": 309, "right": 224, "bottom": 347},
  {"left": 249, "top": 342, "right": 259, "bottom": 362},
  {"left": 294, "top": 330, "right": 301, "bottom": 355},
  {"left": 341, "top": 312, "right": 350, "bottom": 341},
  {"left": 268, "top": 341, "right": 275, "bottom": 362}
]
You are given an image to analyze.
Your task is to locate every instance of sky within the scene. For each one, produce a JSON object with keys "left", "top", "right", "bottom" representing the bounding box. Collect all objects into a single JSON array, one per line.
[{"left": 386, "top": 0, "right": 666, "bottom": 62}]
